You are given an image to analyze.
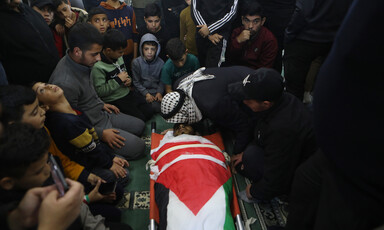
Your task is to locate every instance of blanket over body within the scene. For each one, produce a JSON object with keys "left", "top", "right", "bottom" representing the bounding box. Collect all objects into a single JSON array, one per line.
[{"left": 150, "top": 132, "right": 235, "bottom": 230}]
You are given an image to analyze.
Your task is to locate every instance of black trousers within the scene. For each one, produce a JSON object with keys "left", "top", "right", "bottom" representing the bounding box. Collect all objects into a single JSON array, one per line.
[
  {"left": 109, "top": 90, "right": 154, "bottom": 122},
  {"left": 283, "top": 39, "right": 332, "bottom": 101},
  {"left": 196, "top": 34, "right": 228, "bottom": 68}
]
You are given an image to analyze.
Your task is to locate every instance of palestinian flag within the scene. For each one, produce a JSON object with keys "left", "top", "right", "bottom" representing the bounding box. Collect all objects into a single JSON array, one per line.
[{"left": 150, "top": 132, "right": 235, "bottom": 230}]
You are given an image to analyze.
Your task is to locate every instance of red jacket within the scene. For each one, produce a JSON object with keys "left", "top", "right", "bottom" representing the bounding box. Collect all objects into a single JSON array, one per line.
[{"left": 227, "top": 26, "right": 278, "bottom": 69}]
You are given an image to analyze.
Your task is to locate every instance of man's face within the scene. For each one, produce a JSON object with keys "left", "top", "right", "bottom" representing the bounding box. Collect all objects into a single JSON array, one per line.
[
  {"left": 21, "top": 98, "right": 46, "bottom": 129},
  {"left": 142, "top": 44, "right": 157, "bottom": 61},
  {"left": 243, "top": 99, "right": 268, "bottom": 112},
  {"left": 13, "top": 152, "right": 51, "bottom": 190},
  {"left": 32, "top": 5, "right": 54, "bottom": 25},
  {"left": 144, "top": 16, "right": 161, "bottom": 33},
  {"left": 56, "top": 2, "right": 72, "bottom": 20},
  {"left": 89, "top": 14, "right": 109, "bottom": 34},
  {"left": 242, "top": 15, "right": 264, "bottom": 36},
  {"left": 79, "top": 44, "right": 102, "bottom": 67},
  {"left": 185, "top": 0, "right": 191, "bottom": 6},
  {"left": 172, "top": 53, "right": 187, "bottom": 68}
]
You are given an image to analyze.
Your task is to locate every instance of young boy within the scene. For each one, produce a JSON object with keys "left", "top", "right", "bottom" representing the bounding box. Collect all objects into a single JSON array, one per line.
[
  {"left": 0, "top": 123, "right": 132, "bottom": 229},
  {"left": 0, "top": 85, "right": 126, "bottom": 222},
  {"left": 31, "top": 0, "right": 66, "bottom": 57},
  {"left": 131, "top": 33, "right": 164, "bottom": 113},
  {"left": 227, "top": 2, "right": 278, "bottom": 70},
  {"left": 91, "top": 29, "right": 154, "bottom": 121},
  {"left": 138, "top": 3, "right": 171, "bottom": 61},
  {"left": 52, "top": 0, "right": 88, "bottom": 49},
  {"left": 99, "top": 0, "right": 138, "bottom": 68},
  {"left": 161, "top": 38, "right": 200, "bottom": 93},
  {"left": 179, "top": 0, "right": 198, "bottom": 56},
  {"left": 53, "top": 0, "right": 88, "bottom": 29},
  {"left": 87, "top": 7, "right": 109, "bottom": 34}
]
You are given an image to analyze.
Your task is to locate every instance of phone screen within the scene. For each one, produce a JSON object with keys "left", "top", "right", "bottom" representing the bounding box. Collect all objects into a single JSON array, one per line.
[
  {"left": 99, "top": 181, "right": 117, "bottom": 195},
  {"left": 48, "top": 155, "right": 69, "bottom": 197}
]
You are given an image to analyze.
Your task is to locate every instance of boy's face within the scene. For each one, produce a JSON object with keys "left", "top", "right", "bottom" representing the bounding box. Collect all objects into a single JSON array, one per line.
[
  {"left": 242, "top": 15, "right": 265, "bottom": 36},
  {"left": 144, "top": 16, "right": 161, "bottom": 33},
  {"left": 13, "top": 152, "right": 51, "bottom": 190},
  {"left": 56, "top": 2, "right": 72, "bottom": 20},
  {"left": 32, "top": 5, "right": 54, "bottom": 25},
  {"left": 171, "top": 53, "right": 187, "bottom": 68},
  {"left": 89, "top": 14, "right": 109, "bottom": 34},
  {"left": 32, "top": 82, "right": 64, "bottom": 107},
  {"left": 105, "top": 47, "right": 125, "bottom": 60},
  {"left": 22, "top": 98, "right": 46, "bottom": 129},
  {"left": 142, "top": 44, "right": 157, "bottom": 61}
]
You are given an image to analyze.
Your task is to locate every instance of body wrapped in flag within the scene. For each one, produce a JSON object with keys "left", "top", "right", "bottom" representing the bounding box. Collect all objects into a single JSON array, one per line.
[{"left": 149, "top": 131, "right": 236, "bottom": 230}]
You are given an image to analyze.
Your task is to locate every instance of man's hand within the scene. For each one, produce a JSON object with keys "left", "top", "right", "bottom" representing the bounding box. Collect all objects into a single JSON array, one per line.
[
  {"left": 103, "top": 103, "right": 120, "bottom": 114},
  {"left": 146, "top": 93, "right": 155, "bottom": 103},
  {"left": 38, "top": 179, "right": 84, "bottom": 230},
  {"left": 208, "top": 33, "right": 223, "bottom": 45},
  {"left": 55, "top": 24, "right": 65, "bottom": 36},
  {"left": 113, "top": 156, "right": 129, "bottom": 167},
  {"left": 64, "top": 17, "right": 75, "bottom": 28},
  {"left": 87, "top": 173, "right": 105, "bottom": 186},
  {"left": 236, "top": 29, "right": 251, "bottom": 43},
  {"left": 197, "top": 24, "right": 209, "bottom": 37},
  {"left": 230, "top": 152, "right": 244, "bottom": 173},
  {"left": 102, "top": 129, "right": 126, "bottom": 149},
  {"left": 110, "top": 162, "right": 127, "bottom": 178},
  {"left": 155, "top": 93, "right": 163, "bottom": 101}
]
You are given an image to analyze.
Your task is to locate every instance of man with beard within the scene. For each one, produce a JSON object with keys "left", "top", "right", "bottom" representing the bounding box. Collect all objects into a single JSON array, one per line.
[{"left": 227, "top": 2, "right": 278, "bottom": 70}]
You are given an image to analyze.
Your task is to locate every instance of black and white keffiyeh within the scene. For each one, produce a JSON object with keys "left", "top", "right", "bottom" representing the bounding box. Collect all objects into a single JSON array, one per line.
[{"left": 160, "top": 67, "right": 215, "bottom": 124}]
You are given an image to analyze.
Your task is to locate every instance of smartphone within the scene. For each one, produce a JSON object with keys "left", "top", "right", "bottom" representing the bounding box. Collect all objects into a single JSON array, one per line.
[
  {"left": 48, "top": 154, "right": 69, "bottom": 197},
  {"left": 98, "top": 181, "right": 117, "bottom": 195}
]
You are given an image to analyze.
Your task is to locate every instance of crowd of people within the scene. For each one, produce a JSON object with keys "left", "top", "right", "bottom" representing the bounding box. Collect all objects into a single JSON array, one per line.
[{"left": 1, "top": 0, "right": 383, "bottom": 229}]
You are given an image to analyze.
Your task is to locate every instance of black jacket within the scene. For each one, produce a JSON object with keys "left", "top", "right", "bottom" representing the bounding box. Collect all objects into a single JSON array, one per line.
[
  {"left": 191, "top": 0, "right": 238, "bottom": 37},
  {"left": 0, "top": 3, "right": 59, "bottom": 85},
  {"left": 250, "top": 92, "right": 317, "bottom": 200},
  {"left": 284, "top": 0, "right": 353, "bottom": 43},
  {"left": 176, "top": 66, "right": 255, "bottom": 154}
]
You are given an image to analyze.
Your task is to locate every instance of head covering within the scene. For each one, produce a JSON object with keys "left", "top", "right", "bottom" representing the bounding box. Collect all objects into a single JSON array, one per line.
[
  {"left": 30, "top": 0, "right": 53, "bottom": 8},
  {"left": 161, "top": 90, "right": 200, "bottom": 124},
  {"left": 161, "top": 67, "right": 215, "bottom": 124},
  {"left": 243, "top": 68, "right": 284, "bottom": 101}
]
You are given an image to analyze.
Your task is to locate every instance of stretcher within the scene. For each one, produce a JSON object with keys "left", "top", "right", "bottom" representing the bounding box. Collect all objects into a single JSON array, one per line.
[{"left": 149, "top": 123, "right": 244, "bottom": 230}]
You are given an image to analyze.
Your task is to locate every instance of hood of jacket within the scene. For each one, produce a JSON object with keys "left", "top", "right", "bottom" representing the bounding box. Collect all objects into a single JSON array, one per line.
[{"left": 139, "top": 33, "right": 161, "bottom": 63}]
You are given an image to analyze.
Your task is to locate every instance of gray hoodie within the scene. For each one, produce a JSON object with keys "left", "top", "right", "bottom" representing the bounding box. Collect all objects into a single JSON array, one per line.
[{"left": 132, "top": 33, "right": 165, "bottom": 96}]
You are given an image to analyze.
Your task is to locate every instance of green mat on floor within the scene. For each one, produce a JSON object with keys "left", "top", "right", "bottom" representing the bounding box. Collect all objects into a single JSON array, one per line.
[{"left": 120, "top": 115, "right": 288, "bottom": 230}]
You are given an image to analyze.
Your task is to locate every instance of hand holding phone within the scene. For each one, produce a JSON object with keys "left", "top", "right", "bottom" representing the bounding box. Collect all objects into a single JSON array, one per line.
[
  {"left": 98, "top": 181, "right": 117, "bottom": 195},
  {"left": 48, "top": 155, "right": 69, "bottom": 197}
]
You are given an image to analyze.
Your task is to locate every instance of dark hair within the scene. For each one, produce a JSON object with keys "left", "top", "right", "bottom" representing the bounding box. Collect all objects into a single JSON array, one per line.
[
  {"left": 144, "top": 3, "right": 161, "bottom": 18},
  {"left": 68, "top": 23, "right": 104, "bottom": 52},
  {"left": 0, "top": 85, "right": 36, "bottom": 124},
  {"left": 52, "top": 0, "right": 67, "bottom": 10},
  {"left": 142, "top": 40, "right": 158, "bottom": 48},
  {"left": 87, "top": 7, "right": 107, "bottom": 22},
  {"left": 165, "top": 38, "right": 186, "bottom": 60},
  {"left": 0, "top": 123, "right": 50, "bottom": 179},
  {"left": 103, "top": 29, "right": 127, "bottom": 50},
  {"left": 241, "top": 1, "right": 264, "bottom": 18}
]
